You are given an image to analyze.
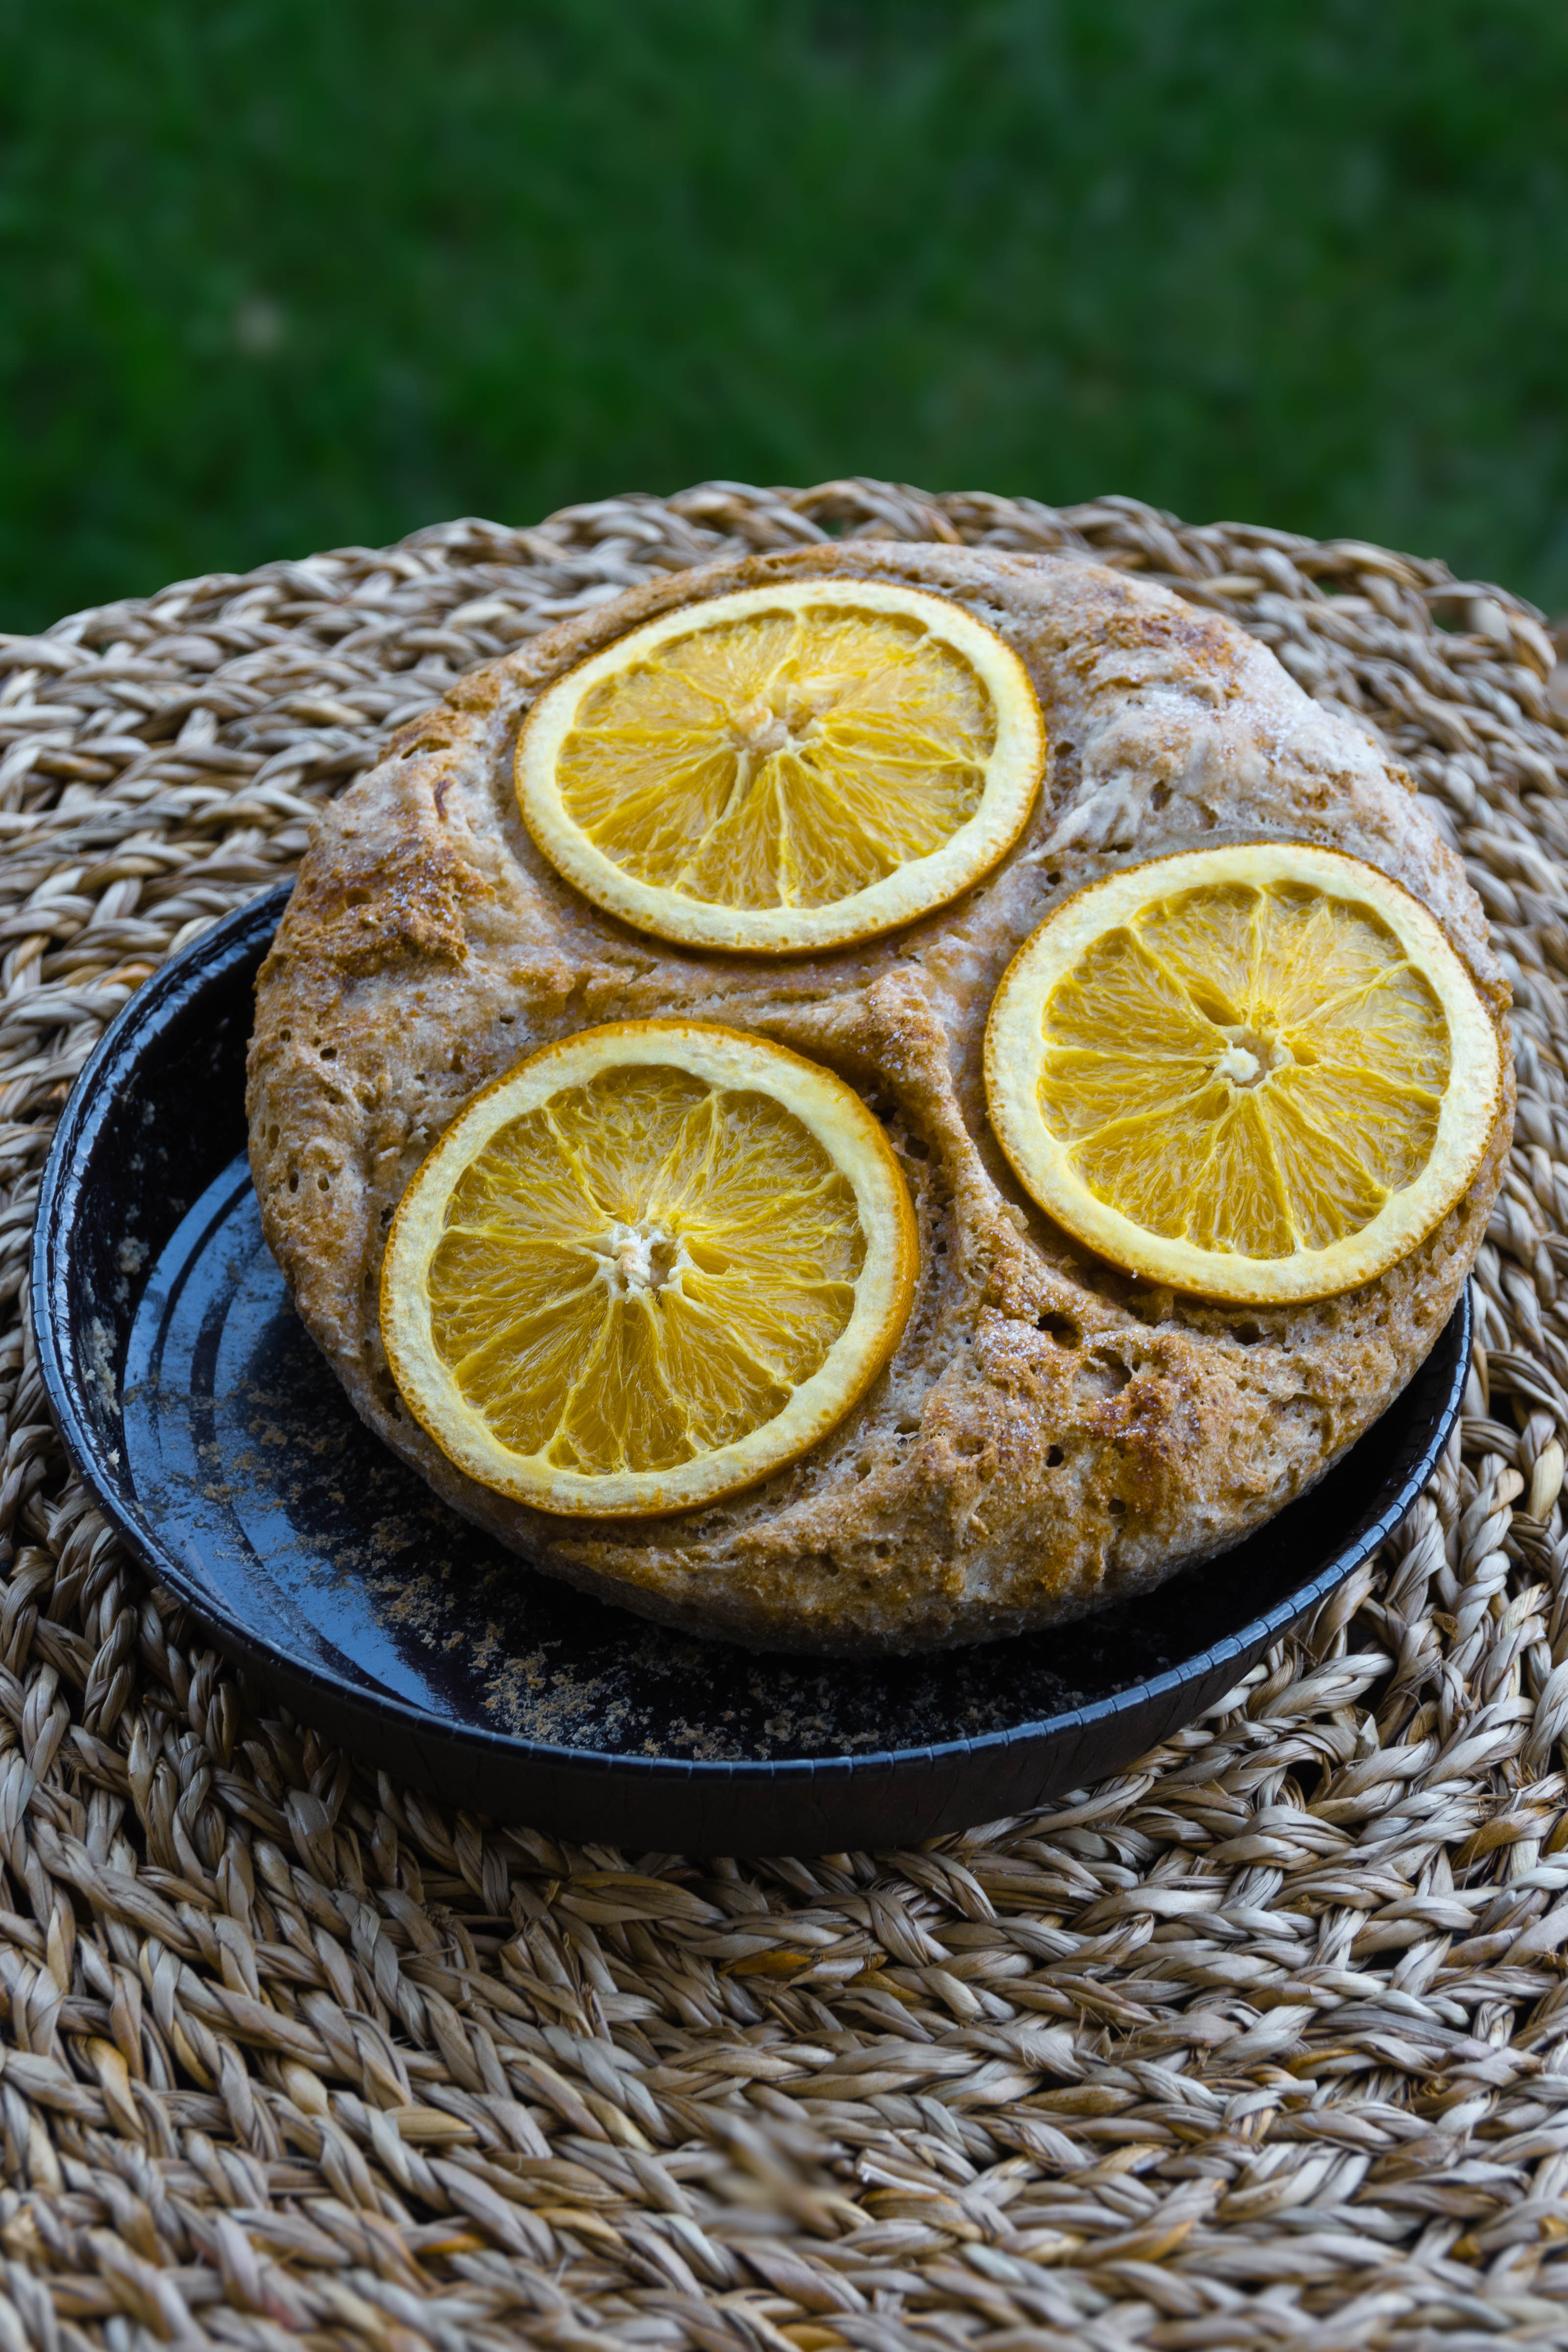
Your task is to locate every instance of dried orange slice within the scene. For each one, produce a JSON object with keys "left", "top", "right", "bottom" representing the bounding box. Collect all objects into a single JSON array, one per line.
[
  {"left": 381, "top": 1022, "right": 917, "bottom": 1516},
  {"left": 985, "top": 843, "right": 1503, "bottom": 1304},
  {"left": 515, "top": 579, "right": 1044, "bottom": 953}
]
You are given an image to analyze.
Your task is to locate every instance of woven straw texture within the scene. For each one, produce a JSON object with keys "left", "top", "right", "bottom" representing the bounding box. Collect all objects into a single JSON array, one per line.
[{"left": 1, "top": 481, "right": 1567, "bottom": 2352}]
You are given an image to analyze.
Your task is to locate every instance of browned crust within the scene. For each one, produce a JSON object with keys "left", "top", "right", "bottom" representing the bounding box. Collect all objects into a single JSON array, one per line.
[{"left": 246, "top": 543, "right": 1513, "bottom": 1654}]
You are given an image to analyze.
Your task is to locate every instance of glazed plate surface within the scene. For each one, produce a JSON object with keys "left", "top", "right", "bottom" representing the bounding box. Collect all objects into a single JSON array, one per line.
[{"left": 32, "top": 885, "right": 1469, "bottom": 1852}]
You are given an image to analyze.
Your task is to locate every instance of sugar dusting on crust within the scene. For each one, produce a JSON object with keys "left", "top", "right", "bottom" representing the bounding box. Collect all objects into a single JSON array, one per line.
[{"left": 245, "top": 544, "right": 1512, "bottom": 1655}]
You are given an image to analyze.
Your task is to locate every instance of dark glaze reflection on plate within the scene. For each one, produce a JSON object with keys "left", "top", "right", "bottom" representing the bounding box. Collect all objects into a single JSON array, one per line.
[{"left": 32, "top": 885, "right": 1469, "bottom": 1853}]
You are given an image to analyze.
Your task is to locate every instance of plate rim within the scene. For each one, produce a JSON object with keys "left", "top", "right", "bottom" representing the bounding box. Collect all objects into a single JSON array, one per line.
[{"left": 31, "top": 882, "right": 1470, "bottom": 1794}]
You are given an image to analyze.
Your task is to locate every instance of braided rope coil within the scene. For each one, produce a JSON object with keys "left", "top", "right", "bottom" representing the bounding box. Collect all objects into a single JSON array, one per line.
[{"left": 0, "top": 480, "right": 1565, "bottom": 2348}]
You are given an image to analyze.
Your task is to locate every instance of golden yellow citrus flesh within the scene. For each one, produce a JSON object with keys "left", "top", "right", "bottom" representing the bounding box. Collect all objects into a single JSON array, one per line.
[
  {"left": 515, "top": 579, "right": 1045, "bottom": 953},
  {"left": 381, "top": 1022, "right": 918, "bottom": 1515},
  {"left": 984, "top": 843, "right": 1503, "bottom": 1304}
]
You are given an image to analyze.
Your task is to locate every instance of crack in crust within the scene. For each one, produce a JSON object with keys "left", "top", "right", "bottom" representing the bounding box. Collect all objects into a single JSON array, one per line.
[{"left": 245, "top": 544, "right": 1513, "bottom": 1654}]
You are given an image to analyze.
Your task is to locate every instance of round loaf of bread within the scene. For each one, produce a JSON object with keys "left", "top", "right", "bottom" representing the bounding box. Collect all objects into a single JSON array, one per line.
[{"left": 245, "top": 543, "right": 1513, "bottom": 1653}]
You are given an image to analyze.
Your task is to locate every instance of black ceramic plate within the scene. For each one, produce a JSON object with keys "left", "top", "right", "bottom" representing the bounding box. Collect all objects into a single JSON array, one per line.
[{"left": 33, "top": 884, "right": 1468, "bottom": 1854}]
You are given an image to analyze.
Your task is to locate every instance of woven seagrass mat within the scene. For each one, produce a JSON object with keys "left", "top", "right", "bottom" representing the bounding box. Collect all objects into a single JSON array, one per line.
[{"left": 1, "top": 480, "right": 1568, "bottom": 2352}]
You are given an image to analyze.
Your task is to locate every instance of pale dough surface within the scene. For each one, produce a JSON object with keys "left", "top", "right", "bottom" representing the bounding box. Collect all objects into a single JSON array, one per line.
[{"left": 246, "top": 544, "right": 1512, "bottom": 1653}]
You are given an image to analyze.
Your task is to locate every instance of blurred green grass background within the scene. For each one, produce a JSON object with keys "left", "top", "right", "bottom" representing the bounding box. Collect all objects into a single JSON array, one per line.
[{"left": 2, "top": 0, "right": 1565, "bottom": 633}]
